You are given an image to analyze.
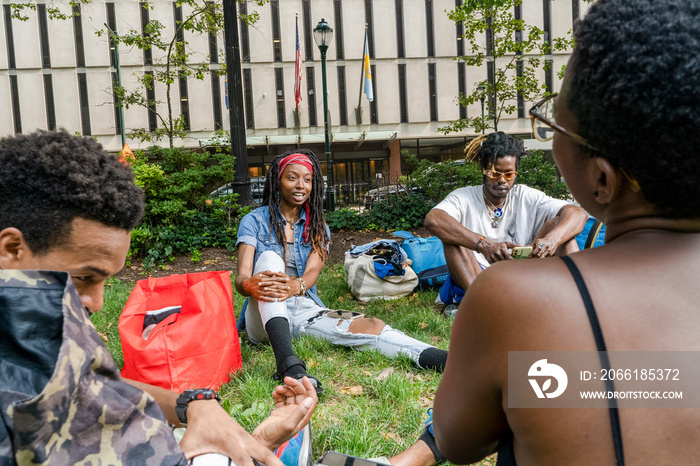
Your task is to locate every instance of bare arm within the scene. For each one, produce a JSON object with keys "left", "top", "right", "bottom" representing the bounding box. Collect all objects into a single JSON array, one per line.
[
  {"left": 425, "top": 208, "right": 518, "bottom": 263},
  {"left": 531, "top": 204, "right": 588, "bottom": 257}
]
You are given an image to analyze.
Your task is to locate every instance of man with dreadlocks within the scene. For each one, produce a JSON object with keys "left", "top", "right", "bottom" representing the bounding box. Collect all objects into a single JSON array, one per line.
[
  {"left": 425, "top": 132, "right": 587, "bottom": 316},
  {"left": 235, "top": 150, "right": 448, "bottom": 393},
  {"left": 425, "top": 131, "right": 588, "bottom": 314}
]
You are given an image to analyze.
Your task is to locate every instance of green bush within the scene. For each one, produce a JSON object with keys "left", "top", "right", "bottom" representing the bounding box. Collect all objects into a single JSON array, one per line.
[
  {"left": 325, "top": 208, "right": 370, "bottom": 231},
  {"left": 365, "top": 192, "right": 435, "bottom": 230},
  {"left": 129, "top": 146, "right": 244, "bottom": 267},
  {"left": 517, "top": 150, "right": 569, "bottom": 199},
  {"left": 402, "top": 152, "right": 482, "bottom": 202}
]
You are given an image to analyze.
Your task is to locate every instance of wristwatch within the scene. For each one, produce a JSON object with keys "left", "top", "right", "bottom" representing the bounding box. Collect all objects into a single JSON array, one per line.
[{"left": 175, "top": 388, "right": 221, "bottom": 426}]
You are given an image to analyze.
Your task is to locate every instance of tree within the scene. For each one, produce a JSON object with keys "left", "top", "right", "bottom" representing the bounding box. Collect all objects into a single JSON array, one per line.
[
  {"left": 440, "top": 0, "right": 574, "bottom": 134},
  {"left": 98, "top": 0, "right": 263, "bottom": 147}
]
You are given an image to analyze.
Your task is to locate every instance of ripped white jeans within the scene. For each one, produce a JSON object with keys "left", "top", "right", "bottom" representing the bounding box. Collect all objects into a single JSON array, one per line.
[{"left": 245, "top": 250, "right": 433, "bottom": 364}]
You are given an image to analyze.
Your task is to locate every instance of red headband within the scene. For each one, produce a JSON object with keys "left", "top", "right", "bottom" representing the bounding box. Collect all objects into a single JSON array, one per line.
[
  {"left": 278, "top": 153, "right": 313, "bottom": 179},
  {"left": 277, "top": 153, "right": 313, "bottom": 243}
]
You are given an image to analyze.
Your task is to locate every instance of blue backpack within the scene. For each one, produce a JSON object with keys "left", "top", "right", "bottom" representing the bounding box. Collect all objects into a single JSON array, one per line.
[{"left": 392, "top": 231, "right": 449, "bottom": 289}]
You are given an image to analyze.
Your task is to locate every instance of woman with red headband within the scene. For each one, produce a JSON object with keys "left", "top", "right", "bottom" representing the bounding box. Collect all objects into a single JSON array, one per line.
[{"left": 235, "top": 149, "right": 447, "bottom": 393}]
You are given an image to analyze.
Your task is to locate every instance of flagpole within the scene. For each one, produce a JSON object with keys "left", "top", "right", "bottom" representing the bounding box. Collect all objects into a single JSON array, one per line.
[{"left": 355, "top": 24, "right": 368, "bottom": 124}]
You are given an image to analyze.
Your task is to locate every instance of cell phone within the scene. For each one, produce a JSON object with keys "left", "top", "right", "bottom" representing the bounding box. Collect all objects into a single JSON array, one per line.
[
  {"left": 511, "top": 246, "right": 533, "bottom": 259},
  {"left": 315, "top": 452, "right": 387, "bottom": 466}
]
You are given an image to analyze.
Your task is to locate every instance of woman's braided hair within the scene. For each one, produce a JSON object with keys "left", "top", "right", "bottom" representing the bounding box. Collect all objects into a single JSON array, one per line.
[
  {"left": 567, "top": 0, "right": 700, "bottom": 217},
  {"left": 262, "top": 149, "right": 330, "bottom": 261}
]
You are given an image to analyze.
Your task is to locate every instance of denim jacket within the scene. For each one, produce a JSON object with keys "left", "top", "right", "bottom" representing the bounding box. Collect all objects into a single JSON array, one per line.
[{"left": 236, "top": 205, "right": 329, "bottom": 328}]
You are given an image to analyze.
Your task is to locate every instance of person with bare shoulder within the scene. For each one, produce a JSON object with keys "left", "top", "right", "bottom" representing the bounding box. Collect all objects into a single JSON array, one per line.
[
  {"left": 424, "top": 132, "right": 587, "bottom": 316},
  {"left": 433, "top": 0, "right": 700, "bottom": 464}
]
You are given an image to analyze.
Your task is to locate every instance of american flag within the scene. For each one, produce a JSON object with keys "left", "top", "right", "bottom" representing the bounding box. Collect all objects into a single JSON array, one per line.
[{"left": 294, "top": 18, "right": 302, "bottom": 109}]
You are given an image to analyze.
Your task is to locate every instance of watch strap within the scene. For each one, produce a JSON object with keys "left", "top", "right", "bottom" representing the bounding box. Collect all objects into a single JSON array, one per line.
[{"left": 175, "top": 388, "right": 221, "bottom": 426}]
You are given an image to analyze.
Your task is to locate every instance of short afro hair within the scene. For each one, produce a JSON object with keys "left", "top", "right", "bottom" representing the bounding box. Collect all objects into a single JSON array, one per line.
[
  {"left": 0, "top": 130, "right": 144, "bottom": 254},
  {"left": 567, "top": 0, "right": 700, "bottom": 218}
]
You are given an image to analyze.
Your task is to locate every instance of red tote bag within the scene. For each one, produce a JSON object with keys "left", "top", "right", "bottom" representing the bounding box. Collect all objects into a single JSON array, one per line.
[{"left": 119, "top": 271, "right": 242, "bottom": 392}]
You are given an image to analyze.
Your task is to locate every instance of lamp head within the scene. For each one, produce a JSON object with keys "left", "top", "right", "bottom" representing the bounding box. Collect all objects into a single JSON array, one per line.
[{"left": 313, "top": 18, "right": 333, "bottom": 52}]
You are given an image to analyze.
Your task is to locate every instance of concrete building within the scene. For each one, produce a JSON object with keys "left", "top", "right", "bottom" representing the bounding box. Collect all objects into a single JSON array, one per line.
[{"left": 0, "top": 0, "right": 589, "bottom": 206}]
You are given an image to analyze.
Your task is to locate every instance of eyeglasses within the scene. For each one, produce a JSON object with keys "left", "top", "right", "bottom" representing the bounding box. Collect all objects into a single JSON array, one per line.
[
  {"left": 530, "top": 93, "right": 641, "bottom": 193},
  {"left": 529, "top": 93, "right": 598, "bottom": 151},
  {"left": 482, "top": 169, "right": 518, "bottom": 181}
]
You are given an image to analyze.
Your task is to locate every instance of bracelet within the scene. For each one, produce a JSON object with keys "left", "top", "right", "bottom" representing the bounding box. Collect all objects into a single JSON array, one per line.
[
  {"left": 297, "top": 277, "right": 307, "bottom": 296},
  {"left": 474, "top": 236, "right": 485, "bottom": 253}
]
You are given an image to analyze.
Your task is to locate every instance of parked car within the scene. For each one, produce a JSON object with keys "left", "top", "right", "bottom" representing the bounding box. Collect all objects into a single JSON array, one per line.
[
  {"left": 363, "top": 184, "right": 422, "bottom": 209},
  {"left": 210, "top": 176, "right": 266, "bottom": 206}
]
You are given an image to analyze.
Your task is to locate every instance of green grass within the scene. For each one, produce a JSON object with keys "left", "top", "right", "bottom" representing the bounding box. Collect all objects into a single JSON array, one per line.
[{"left": 95, "top": 266, "right": 496, "bottom": 466}]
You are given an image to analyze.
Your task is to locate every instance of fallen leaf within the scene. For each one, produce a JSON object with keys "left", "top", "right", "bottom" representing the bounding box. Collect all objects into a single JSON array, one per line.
[
  {"left": 340, "top": 385, "right": 363, "bottom": 396},
  {"left": 97, "top": 332, "right": 109, "bottom": 343},
  {"left": 419, "top": 322, "right": 428, "bottom": 329},
  {"left": 375, "top": 367, "right": 395, "bottom": 381},
  {"left": 307, "top": 358, "right": 318, "bottom": 369},
  {"left": 338, "top": 296, "right": 344, "bottom": 303},
  {"left": 363, "top": 370, "right": 372, "bottom": 376},
  {"left": 107, "top": 321, "right": 113, "bottom": 329}
]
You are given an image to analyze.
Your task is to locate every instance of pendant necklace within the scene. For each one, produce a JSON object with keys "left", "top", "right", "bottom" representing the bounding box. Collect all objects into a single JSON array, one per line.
[{"left": 483, "top": 189, "right": 509, "bottom": 228}]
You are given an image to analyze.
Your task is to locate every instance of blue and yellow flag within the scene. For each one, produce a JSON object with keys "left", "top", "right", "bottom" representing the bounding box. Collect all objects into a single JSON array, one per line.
[{"left": 363, "top": 33, "right": 373, "bottom": 102}]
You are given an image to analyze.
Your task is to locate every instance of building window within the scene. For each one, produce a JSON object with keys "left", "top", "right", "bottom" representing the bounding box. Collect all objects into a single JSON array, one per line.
[
  {"left": 239, "top": 1, "right": 250, "bottom": 63},
  {"left": 428, "top": 63, "right": 437, "bottom": 121},
  {"left": 365, "top": 0, "right": 374, "bottom": 58},
  {"left": 206, "top": 2, "right": 218, "bottom": 63},
  {"left": 271, "top": 0, "right": 282, "bottom": 63},
  {"left": 333, "top": 0, "right": 344, "bottom": 60},
  {"left": 572, "top": 0, "right": 580, "bottom": 22},
  {"left": 455, "top": 0, "right": 463, "bottom": 57},
  {"left": 369, "top": 64, "right": 378, "bottom": 124},
  {"left": 179, "top": 71, "right": 190, "bottom": 131},
  {"left": 487, "top": 60, "right": 495, "bottom": 115},
  {"left": 77, "top": 73, "right": 91, "bottom": 136},
  {"left": 10, "top": 76, "right": 21, "bottom": 134},
  {"left": 112, "top": 71, "right": 122, "bottom": 136},
  {"left": 458, "top": 62, "right": 466, "bottom": 120},
  {"left": 545, "top": 59, "right": 553, "bottom": 94},
  {"left": 302, "top": 1, "right": 313, "bottom": 61},
  {"left": 43, "top": 74, "right": 56, "bottom": 131},
  {"left": 274, "top": 68, "right": 285, "bottom": 128},
  {"left": 517, "top": 61, "right": 524, "bottom": 118},
  {"left": 398, "top": 64, "right": 408, "bottom": 123},
  {"left": 106, "top": 3, "right": 117, "bottom": 68},
  {"left": 37, "top": 4, "right": 51, "bottom": 68},
  {"left": 72, "top": 4, "right": 85, "bottom": 68},
  {"left": 212, "top": 74, "right": 223, "bottom": 130},
  {"left": 543, "top": 0, "right": 551, "bottom": 50},
  {"left": 425, "top": 0, "right": 434, "bottom": 58},
  {"left": 3, "top": 6, "right": 16, "bottom": 70},
  {"left": 306, "top": 66, "right": 317, "bottom": 127},
  {"left": 395, "top": 0, "right": 405, "bottom": 58},
  {"left": 337, "top": 66, "right": 347, "bottom": 126},
  {"left": 243, "top": 69, "right": 255, "bottom": 129},
  {"left": 145, "top": 71, "right": 157, "bottom": 131},
  {"left": 140, "top": 2, "right": 152, "bottom": 65}
]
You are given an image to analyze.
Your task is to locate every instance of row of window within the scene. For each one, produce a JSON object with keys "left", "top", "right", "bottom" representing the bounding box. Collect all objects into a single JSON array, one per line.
[{"left": 2, "top": 0, "right": 582, "bottom": 136}]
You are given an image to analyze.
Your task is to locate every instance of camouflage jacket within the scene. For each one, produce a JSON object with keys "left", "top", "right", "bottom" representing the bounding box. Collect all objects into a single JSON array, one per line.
[{"left": 0, "top": 270, "right": 187, "bottom": 466}]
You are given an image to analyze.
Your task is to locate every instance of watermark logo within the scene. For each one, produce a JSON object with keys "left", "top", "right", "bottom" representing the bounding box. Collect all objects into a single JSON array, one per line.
[{"left": 528, "top": 359, "right": 568, "bottom": 399}]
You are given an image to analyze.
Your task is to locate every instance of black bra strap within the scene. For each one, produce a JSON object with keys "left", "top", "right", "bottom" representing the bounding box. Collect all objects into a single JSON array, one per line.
[{"left": 560, "top": 256, "right": 625, "bottom": 466}]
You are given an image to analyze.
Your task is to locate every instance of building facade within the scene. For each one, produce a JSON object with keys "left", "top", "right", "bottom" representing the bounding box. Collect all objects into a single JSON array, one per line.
[{"left": 0, "top": 0, "right": 589, "bottom": 206}]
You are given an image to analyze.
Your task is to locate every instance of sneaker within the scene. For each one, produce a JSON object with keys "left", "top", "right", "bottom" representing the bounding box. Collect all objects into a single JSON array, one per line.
[
  {"left": 443, "top": 304, "right": 458, "bottom": 319},
  {"left": 274, "top": 422, "right": 312, "bottom": 466},
  {"left": 419, "top": 408, "right": 446, "bottom": 464}
]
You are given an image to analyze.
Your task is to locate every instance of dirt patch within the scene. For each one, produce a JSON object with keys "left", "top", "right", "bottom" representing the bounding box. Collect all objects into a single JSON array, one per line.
[{"left": 116, "top": 227, "right": 431, "bottom": 282}]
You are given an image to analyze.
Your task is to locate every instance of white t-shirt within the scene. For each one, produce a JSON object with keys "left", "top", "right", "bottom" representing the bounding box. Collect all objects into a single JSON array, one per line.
[{"left": 433, "top": 184, "right": 568, "bottom": 269}]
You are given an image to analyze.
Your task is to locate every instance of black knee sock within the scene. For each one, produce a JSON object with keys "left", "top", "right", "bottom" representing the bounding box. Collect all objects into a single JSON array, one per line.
[
  {"left": 265, "top": 317, "right": 306, "bottom": 376},
  {"left": 418, "top": 347, "right": 448, "bottom": 372}
]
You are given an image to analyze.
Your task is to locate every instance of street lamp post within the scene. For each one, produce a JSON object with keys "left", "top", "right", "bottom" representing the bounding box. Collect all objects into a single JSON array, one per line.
[
  {"left": 314, "top": 18, "right": 334, "bottom": 211},
  {"left": 478, "top": 84, "right": 486, "bottom": 134}
]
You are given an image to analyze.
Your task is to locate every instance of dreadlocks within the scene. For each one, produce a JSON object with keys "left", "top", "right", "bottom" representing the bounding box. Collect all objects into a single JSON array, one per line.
[{"left": 262, "top": 149, "right": 330, "bottom": 261}]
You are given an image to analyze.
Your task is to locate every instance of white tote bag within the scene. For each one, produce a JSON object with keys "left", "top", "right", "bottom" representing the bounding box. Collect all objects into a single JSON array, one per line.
[{"left": 344, "top": 253, "right": 418, "bottom": 302}]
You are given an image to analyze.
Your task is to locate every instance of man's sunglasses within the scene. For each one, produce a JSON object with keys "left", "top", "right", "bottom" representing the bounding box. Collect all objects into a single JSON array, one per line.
[{"left": 482, "top": 169, "right": 518, "bottom": 181}]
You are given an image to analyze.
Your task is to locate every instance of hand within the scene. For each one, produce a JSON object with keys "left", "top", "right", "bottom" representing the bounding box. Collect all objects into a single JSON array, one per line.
[
  {"left": 179, "top": 399, "right": 284, "bottom": 466},
  {"left": 243, "top": 271, "right": 292, "bottom": 302},
  {"left": 531, "top": 237, "right": 557, "bottom": 258},
  {"left": 478, "top": 239, "right": 518, "bottom": 263},
  {"left": 252, "top": 376, "right": 318, "bottom": 451}
]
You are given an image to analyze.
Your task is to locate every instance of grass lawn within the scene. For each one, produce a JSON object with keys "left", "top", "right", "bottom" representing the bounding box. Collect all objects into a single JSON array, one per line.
[{"left": 92, "top": 263, "right": 497, "bottom": 465}]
